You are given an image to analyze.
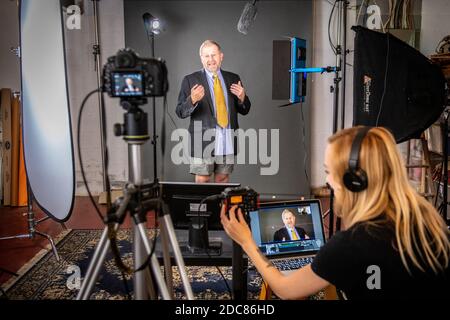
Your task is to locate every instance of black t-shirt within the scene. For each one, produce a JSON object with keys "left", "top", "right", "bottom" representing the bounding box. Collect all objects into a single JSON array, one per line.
[{"left": 311, "top": 221, "right": 450, "bottom": 299}]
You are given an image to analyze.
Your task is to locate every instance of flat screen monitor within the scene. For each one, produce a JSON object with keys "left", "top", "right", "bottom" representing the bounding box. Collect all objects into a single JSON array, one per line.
[{"left": 160, "top": 181, "right": 240, "bottom": 256}]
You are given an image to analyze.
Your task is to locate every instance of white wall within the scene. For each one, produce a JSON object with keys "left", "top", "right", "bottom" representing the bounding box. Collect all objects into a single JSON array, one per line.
[
  {"left": 420, "top": 0, "right": 450, "bottom": 56},
  {"left": 0, "top": 0, "right": 20, "bottom": 91},
  {"left": 310, "top": 0, "right": 356, "bottom": 188},
  {"left": 64, "top": 0, "right": 128, "bottom": 195}
]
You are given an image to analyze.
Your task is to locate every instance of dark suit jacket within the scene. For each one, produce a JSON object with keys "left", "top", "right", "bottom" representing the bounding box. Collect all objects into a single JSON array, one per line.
[
  {"left": 273, "top": 226, "right": 307, "bottom": 242},
  {"left": 175, "top": 69, "right": 251, "bottom": 157},
  {"left": 120, "top": 84, "right": 139, "bottom": 93}
]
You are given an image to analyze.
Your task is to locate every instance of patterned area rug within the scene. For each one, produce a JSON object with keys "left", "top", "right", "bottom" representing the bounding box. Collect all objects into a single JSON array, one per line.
[{"left": 2, "top": 229, "right": 267, "bottom": 300}]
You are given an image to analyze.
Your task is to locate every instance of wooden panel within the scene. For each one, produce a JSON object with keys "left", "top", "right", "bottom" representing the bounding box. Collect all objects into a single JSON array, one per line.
[
  {"left": 18, "top": 115, "right": 28, "bottom": 206},
  {"left": 1, "top": 88, "right": 12, "bottom": 205},
  {"left": 10, "top": 95, "right": 20, "bottom": 205}
]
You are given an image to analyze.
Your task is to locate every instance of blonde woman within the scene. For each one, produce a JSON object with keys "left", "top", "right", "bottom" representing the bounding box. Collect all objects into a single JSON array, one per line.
[{"left": 221, "top": 126, "right": 450, "bottom": 299}]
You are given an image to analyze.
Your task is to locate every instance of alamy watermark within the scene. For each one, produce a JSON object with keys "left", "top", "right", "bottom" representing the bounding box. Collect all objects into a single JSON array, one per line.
[
  {"left": 170, "top": 121, "right": 280, "bottom": 175},
  {"left": 66, "top": 264, "right": 81, "bottom": 290},
  {"left": 65, "top": 5, "right": 81, "bottom": 30},
  {"left": 366, "top": 265, "right": 381, "bottom": 290}
]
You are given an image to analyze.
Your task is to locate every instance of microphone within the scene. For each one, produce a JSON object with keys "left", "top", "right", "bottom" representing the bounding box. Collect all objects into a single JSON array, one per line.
[{"left": 237, "top": 1, "right": 258, "bottom": 35}]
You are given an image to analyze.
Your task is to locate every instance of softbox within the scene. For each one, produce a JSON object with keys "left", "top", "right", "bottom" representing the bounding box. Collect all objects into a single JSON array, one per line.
[{"left": 352, "top": 26, "right": 446, "bottom": 143}]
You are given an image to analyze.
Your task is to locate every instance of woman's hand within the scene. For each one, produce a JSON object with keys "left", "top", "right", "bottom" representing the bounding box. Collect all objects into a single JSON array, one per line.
[{"left": 220, "top": 205, "right": 253, "bottom": 248}]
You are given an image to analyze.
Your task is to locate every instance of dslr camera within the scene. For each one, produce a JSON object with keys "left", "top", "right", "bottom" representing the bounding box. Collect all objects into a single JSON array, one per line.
[
  {"left": 222, "top": 186, "right": 259, "bottom": 224},
  {"left": 102, "top": 48, "right": 168, "bottom": 98}
]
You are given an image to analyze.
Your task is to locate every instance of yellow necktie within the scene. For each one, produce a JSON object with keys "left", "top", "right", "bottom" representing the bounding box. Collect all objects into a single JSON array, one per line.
[
  {"left": 213, "top": 73, "right": 228, "bottom": 128},
  {"left": 291, "top": 229, "right": 298, "bottom": 240}
]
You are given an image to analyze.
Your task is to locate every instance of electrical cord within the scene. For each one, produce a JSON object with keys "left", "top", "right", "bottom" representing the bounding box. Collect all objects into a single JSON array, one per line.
[
  {"left": 77, "top": 88, "right": 105, "bottom": 222},
  {"left": 356, "top": 0, "right": 368, "bottom": 26},
  {"left": 299, "top": 103, "right": 310, "bottom": 191},
  {"left": 328, "top": 0, "right": 338, "bottom": 55},
  {"left": 161, "top": 95, "right": 167, "bottom": 180}
]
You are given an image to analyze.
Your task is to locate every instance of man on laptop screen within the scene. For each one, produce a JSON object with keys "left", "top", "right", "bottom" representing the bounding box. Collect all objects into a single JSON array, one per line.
[
  {"left": 249, "top": 200, "right": 325, "bottom": 261},
  {"left": 273, "top": 208, "right": 310, "bottom": 242}
]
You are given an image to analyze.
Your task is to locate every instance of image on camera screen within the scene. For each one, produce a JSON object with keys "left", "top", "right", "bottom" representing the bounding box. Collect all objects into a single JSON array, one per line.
[{"left": 112, "top": 72, "right": 143, "bottom": 97}]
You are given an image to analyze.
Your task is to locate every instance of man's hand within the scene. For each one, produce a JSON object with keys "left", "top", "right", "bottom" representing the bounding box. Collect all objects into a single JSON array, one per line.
[
  {"left": 230, "top": 81, "right": 246, "bottom": 104},
  {"left": 190, "top": 84, "right": 205, "bottom": 105}
]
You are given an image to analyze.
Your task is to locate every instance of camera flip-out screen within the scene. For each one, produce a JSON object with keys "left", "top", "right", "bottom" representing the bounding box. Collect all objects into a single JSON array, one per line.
[{"left": 112, "top": 72, "right": 144, "bottom": 97}]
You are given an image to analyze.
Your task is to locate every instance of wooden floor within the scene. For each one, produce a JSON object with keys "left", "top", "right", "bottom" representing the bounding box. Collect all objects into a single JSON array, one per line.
[{"left": 0, "top": 196, "right": 331, "bottom": 287}]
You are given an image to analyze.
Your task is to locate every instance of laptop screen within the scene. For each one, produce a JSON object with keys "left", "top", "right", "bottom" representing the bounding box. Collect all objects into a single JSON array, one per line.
[{"left": 249, "top": 200, "right": 326, "bottom": 257}]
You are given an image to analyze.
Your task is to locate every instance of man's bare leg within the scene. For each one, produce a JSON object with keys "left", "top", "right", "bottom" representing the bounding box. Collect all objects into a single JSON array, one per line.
[
  {"left": 215, "top": 173, "right": 229, "bottom": 183},
  {"left": 195, "top": 175, "right": 211, "bottom": 183}
]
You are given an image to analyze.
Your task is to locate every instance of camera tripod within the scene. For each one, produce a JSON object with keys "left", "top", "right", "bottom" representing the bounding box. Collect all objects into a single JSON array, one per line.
[{"left": 76, "top": 99, "right": 193, "bottom": 300}]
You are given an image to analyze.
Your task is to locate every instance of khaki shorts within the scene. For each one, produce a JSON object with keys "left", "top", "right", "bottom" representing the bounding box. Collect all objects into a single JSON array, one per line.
[{"left": 190, "top": 155, "right": 235, "bottom": 176}]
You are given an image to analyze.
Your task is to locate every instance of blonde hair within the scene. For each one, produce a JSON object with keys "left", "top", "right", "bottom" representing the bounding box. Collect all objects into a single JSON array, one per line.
[
  {"left": 328, "top": 126, "right": 450, "bottom": 274},
  {"left": 199, "top": 40, "right": 221, "bottom": 56}
]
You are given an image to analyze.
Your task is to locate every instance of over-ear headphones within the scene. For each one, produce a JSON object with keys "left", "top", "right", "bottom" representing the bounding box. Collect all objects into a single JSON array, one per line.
[{"left": 343, "top": 126, "right": 371, "bottom": 192}]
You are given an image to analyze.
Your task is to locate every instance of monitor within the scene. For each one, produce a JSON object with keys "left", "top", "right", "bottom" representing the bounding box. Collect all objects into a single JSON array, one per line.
[{"left": 160, "top": 181, "right": 240, "bottom": 256}]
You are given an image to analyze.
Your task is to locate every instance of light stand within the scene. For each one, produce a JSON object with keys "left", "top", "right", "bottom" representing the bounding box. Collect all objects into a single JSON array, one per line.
[
  {"left": 91, "top": 0, "right": 109, "bottom": 193},
  {"left": 329, "top": 0, "right": 347, "bottom": 235},
  {"left": 0, "top": 169, "right": 63, "bottom": 262},
  {"left": 76, "top": 99, "right": 193, "bottom": 300},
  {"left": 143, "top": 13, "right": 161, "bottom": 181},
  {"left": 149, "top": 33, "right": 158, "bottom": 181}
]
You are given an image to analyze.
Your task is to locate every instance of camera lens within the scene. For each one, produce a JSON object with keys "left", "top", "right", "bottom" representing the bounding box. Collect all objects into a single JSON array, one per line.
[{"left": 115, "top": 49, "right": 135, "bottom": 68}]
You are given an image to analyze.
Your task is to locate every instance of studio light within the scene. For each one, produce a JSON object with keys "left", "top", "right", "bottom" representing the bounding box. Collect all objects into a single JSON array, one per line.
[{"left": 143, "top": 12, "right": 162, "bottom": 35}]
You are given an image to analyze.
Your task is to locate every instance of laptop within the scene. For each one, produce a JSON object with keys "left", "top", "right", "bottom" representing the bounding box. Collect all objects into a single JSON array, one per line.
[{"left": 249, "top": 199, "right": 326, "bottom": 274}]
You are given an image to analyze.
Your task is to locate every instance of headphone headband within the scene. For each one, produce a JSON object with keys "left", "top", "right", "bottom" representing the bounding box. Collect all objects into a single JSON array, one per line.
[
  {"left": 348, "top": 126, "right": 371, "bottom": 170},
  {"left": 343, "top": 126, "right": 371, "bottom": 192}
]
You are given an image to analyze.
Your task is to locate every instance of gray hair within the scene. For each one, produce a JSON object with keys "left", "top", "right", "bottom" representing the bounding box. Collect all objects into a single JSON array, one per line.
[
  {"left": 199, "top": 40, "right": 222, "bottom": 56},
  {"left": 281, "top": 209, "right": 296, "bottom": 220}
]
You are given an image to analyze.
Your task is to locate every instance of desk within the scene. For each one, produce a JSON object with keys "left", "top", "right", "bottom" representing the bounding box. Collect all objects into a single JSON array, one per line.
[{"left": 155, "top": 230, "right": 248, "bottom": 300}]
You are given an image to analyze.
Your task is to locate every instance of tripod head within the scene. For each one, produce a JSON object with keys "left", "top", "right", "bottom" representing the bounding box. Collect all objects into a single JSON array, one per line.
[{"left": 114, "top": 98, "right": 150, "bottom": 145}]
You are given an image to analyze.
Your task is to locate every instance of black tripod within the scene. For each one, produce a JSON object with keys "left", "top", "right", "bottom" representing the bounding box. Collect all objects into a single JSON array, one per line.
[
  {"left": 76, "top": 99, "right": 193, "bottom": 300},
  {"left": 327, "top": 0, "right": 348, "bottom": 237}
]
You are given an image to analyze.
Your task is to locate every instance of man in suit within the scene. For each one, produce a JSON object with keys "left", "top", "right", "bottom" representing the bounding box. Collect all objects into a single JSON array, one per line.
[
  {"left": 273, "top": 209, "right": 310, "bottom": 242},
  {"left": 176, "top": 40, "right": 251, "bottom": 183},
  {"left": 121, "top": 77, "right": 140, "bottom": 93}
]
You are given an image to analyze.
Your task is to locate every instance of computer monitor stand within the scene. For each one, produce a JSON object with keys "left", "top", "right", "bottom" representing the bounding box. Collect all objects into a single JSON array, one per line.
[{"left": 178, "top": 217, "right": 223, "bottom": 256}]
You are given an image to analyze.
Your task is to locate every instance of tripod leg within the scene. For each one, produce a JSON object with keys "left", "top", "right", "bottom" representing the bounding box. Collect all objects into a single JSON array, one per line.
[
  {"left": 135, "top": 222, "right": 171, "bottom": 299},
  {"left": 133, "top": 224, "right": 150, "bottom": 300},
  {"left": 159, "top": 214, "right": 194, "bottom": 300},
  {"left": 144, "top": 267, "right": 157, "bottom": 299},
  {"left": 159, "top": 218, "right": 174, "bottom": 298},
  {"left": 76, "top": 226, "right": 114, "bottom": 300},
  {"left": 35, "top": 231, "right": 60, "bottom": 261}
]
